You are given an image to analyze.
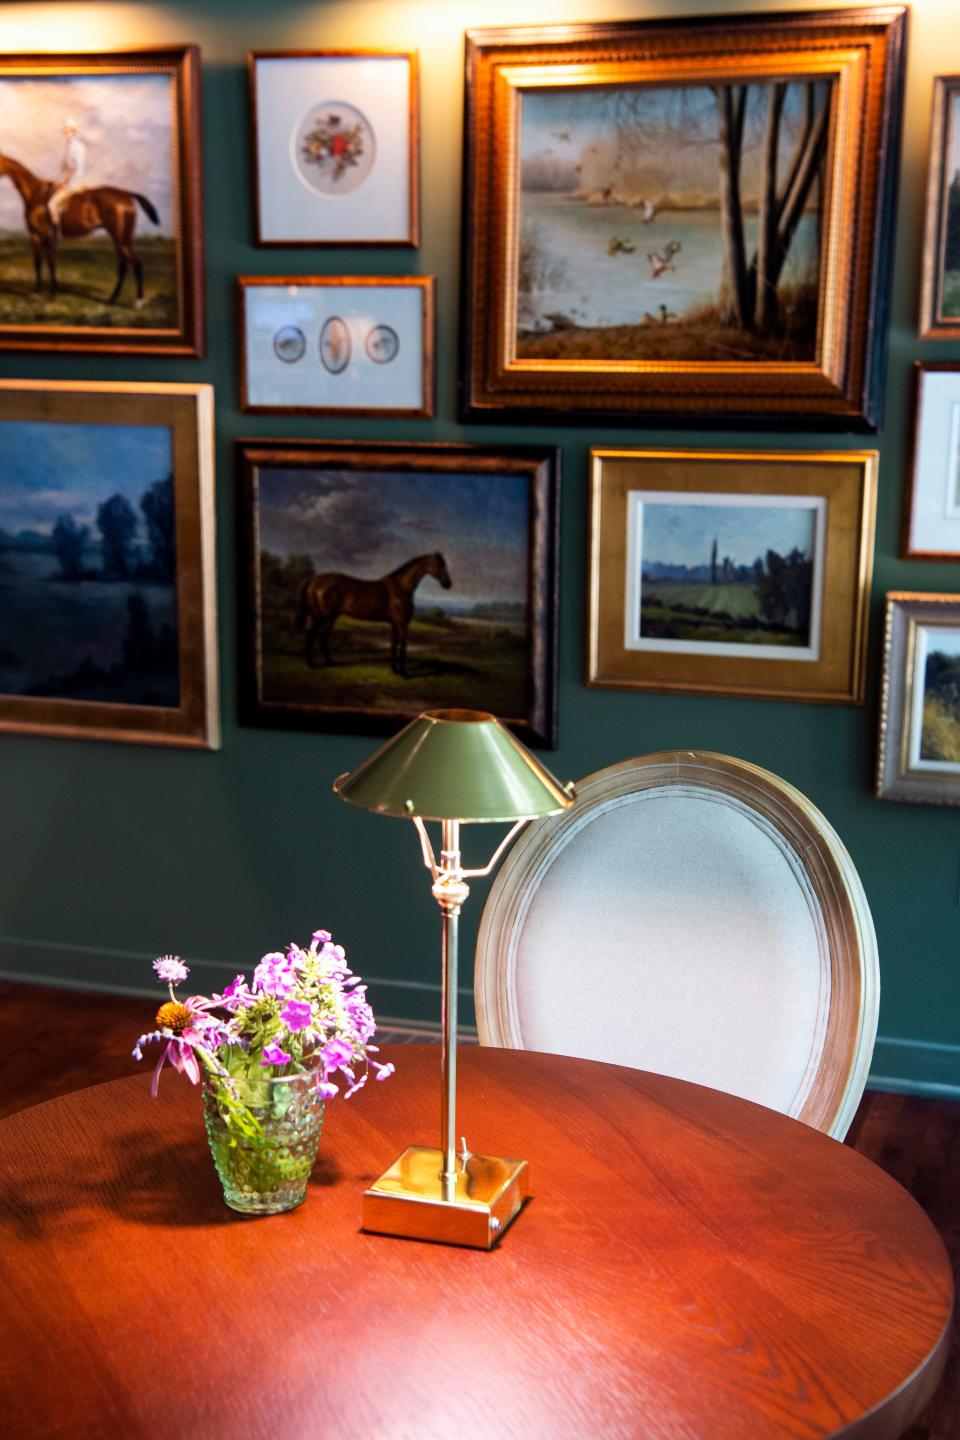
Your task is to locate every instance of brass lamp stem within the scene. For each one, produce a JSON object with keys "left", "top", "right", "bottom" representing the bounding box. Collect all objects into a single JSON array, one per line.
[{"left": 436, "top": 819, "right": 468, "bottom": 1197}]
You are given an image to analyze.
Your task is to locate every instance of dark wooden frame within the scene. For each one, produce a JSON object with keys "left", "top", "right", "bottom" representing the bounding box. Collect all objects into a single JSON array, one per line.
[
  {"left": 0, "top": 46, "right": 205, "bottom": 357},
  {"left": 0, "top": 380, "right": 219, "bottom": 748},
  {"left": 460, "top": 8, "right": 907, "bottom": 430},
  {"left": 919, "top": 76, "right": 960, "bottom": 340},
  {"left": 587, "top": 447, "right": 877, "bottom": 705},
  {"left": 236, "top": 439, "right": 560, "bottom": 746},
  {"left": 237, "top": 275, "right": 435, "bottom": 417},
  {"left": 248, "top": 50, "right": 420, "bottom": 248},
  {"left": 902, "top": 363, "right": 960, "bottom": 561}
]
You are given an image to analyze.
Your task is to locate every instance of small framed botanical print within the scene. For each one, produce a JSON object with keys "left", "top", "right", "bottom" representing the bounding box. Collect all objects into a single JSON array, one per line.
[
  {"left": 919, "top": 76, "right": 960, "bottom": 340},
  {"left": 249, "top": 51, "right": 419, "bottom": 247},
  {"left": 238, "top": 275, "right": 434, "bottom": 416},
  {"left": 877, "top": 594, "right": 960, "bottom": 804},
  {"left": 588, "top": 448, "right": 877, "bottom": 704},
  {"left": 903, "top": 364, "right": 960, "bottom": 559},
  {"left": 0, "top": 380, "right": 218, "bottom": 748}
]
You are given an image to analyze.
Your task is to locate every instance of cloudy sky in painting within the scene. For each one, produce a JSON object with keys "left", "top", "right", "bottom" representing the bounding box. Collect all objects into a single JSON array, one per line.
[
  {"left": 258, "top": 467, "right": 529, "bottom": 606},
  {"left": 0, "top": 420, "right": 173, "bottom": 536},
  {"left": 642, "top": 500, "right": 816, "bottom": 569},
  {"left": 0, "top": 74, "right": 175, "bottom": 233}
]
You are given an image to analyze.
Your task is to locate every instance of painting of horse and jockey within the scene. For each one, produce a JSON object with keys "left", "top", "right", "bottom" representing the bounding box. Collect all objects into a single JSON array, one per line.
[
  {"left": 0, "top": 50, "right": 202, "bottom": 352},
  {"left": 240, "top": 443, "right": 560, "bottom": 744}
]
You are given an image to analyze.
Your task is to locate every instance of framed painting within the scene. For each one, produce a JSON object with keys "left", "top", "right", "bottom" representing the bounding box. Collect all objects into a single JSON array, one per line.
[
  {"left": 237, "top": 440, "right": 559, "bottom": 746},
  {"left": 0, "top": 380, "right": 218, "bottom": 747},
  {"left": 877, "top": 594, "right": 960, "bottom": 805},
  {"left": 919, "top": 77, "right": 960, "bottom": 340},
  {"left": 0, "top": 47, "right": 204, "bottom": 355},
  {"left": 238, "top": 275, "right": 435, "bottom": 416},
  {"left": 588, "top": 448, "right": 877, "bottom": 704},
  {"left": 902, "top": 364, "right": 960, "bottom": 560},
  {"left": 461, "top": 10, "right": 906, "bottom": 428},
  {"left": 249, "top": 51, "right": 419, "bottom": 247}
]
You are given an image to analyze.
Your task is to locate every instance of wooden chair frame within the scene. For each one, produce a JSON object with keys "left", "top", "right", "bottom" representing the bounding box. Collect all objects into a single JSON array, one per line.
[{"left": 475, "top": 751, "right": 879, "bottom": 1139}]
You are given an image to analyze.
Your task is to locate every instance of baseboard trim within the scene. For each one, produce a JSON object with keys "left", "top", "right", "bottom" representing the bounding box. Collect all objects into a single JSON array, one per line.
[
  {"left": 0, "top": 934, "right": 474, "bottom": 1026},
  {"left": 868, "top": 1036, "right": 960, "bottom": 1100}
]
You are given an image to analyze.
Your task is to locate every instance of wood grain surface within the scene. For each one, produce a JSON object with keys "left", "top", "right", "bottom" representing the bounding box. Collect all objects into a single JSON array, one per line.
[{"left": 0, "top": 1044, "right": 951, "bottom": 1440}]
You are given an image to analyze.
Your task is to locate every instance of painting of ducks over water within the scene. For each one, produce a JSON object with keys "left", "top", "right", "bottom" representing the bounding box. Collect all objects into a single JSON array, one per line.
[
  {"left": 0, "top": 48, "right": 203, "bottom": 355},
  {"left": 237, "top": 440, "right": 559, "bottom": 745},
  {"left": 463, "top": 12, "right": 906, "bottom": 426},
  {"left": 518, "top": 82, "right": 826, "bottom": 364},
  {"left": 0, "top": 381, "right": 218, "bottom": 747}
]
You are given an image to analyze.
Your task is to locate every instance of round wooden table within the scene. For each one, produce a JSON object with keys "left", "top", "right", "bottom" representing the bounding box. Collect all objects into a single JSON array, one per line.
[{"left": 0, "top": 1045, "right": 951, "bottom": 1440}]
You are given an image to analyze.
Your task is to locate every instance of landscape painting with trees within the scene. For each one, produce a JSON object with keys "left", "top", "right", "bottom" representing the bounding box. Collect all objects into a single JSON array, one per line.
[
  {"left": 518, "top": 77, "right": 831, "bottom": 363},
  {"left": 0, "top": 420, "right": 179, "bottom": 707},
  {"left": 916, "top": 629, "right": 960, "bottom": 767},
  {"left": 940, "top": 88, "right": 960, "bottom": 319},
  {"left": 630, "top": 496, "right": 820, "bottom": 658}
]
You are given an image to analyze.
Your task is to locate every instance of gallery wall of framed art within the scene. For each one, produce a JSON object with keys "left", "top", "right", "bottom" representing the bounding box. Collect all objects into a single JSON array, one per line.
[{"left": 0, "top": 0, "right": 959, "bottom": 1085}]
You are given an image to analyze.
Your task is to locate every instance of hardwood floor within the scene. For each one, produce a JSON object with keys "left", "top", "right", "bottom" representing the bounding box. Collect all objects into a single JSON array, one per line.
[{"left": 1, "top": 980, "right": 956, "bottom": 1438}]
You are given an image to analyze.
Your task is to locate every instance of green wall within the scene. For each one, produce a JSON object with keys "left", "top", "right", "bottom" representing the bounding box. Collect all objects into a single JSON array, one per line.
[{"left": 1, "top": 0, "right": 958, "bottom": 1093}]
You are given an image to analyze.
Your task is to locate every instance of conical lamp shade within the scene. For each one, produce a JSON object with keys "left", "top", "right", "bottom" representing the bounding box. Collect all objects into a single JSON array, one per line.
[{"left": 333, "top": 709, "right": 573, "bottom": 822}]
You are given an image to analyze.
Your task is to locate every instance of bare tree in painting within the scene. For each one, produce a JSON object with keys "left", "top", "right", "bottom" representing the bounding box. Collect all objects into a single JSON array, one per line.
[{"left": 713, "top": 80, "right": 830, "bottom": 332}]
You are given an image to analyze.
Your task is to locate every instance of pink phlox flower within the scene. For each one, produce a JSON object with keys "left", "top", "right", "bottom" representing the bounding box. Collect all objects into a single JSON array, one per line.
[
  {"left": 207, "top": 974, "right": 254, "bottom": 1011},
  {"left": 153, "top": 955, "right": 189, "bottom": 986},
  {"left": 343, "top": 1071, "right": 368, "bottom": 1099},
  {"left": 317, "top": 1080, "right": 339, "bottom": 1100},
  {"left": 372, "top": 1061, "right": 395, "bottom": 1082},
  {"left": 261, "top": 1041, "right": 292, "bottom": 1067},
  {"left": 312, "top": 929, "right": 332, "bottom": 945},
  {"left": 322, "top": 1036, "right": 354, "bottom": 1073},
  {"left": 253, "top": 951, "right": 297, "bottom": 998},
  {"left": 286, "top": 943, "right": 308, "bottom": 970},
  {"left": 280, "top": 999, "right": 313, "bottom": 1032}
]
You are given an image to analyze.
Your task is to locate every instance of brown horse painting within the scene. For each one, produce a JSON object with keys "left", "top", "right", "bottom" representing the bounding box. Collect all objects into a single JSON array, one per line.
[
  {"left": 0, "top": 153, "right": 160, "bottom": 306},
  {"left": 295, "top": 552, "right": 453, "bottom": 677}
]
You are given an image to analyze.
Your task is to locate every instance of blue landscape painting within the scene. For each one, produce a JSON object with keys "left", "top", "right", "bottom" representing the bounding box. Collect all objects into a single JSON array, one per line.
[{"left": 0, "top": 419, "right": 179, "bottom": 705}]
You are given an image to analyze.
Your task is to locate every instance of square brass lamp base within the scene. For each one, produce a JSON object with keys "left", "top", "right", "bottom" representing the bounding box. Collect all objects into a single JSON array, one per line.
[{"left": 362, "top": 1145, "right": 529, "bottom": 1249}]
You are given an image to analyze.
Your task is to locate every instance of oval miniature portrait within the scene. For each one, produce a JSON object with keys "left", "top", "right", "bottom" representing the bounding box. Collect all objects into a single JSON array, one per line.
[{"left": 319, "top": 315, "right": 352, "bottom": 374}]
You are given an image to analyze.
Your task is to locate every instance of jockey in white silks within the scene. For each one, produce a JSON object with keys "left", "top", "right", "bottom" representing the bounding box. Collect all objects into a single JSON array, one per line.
[{"left": 48, "top": 119, "right": 87, "bottom": 227}]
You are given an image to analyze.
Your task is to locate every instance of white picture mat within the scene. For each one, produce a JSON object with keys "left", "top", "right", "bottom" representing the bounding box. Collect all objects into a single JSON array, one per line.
[
  {"left": 244, "top": 284, "right": 425, "bottom": 411},
  {"left": 624, "top": 490, "right": 826, "bottom": 661},
  {"left": 908, "top": 623, "right": 960, "bottom": 773},
  {"left": 909, "top": 371, "right": 960, "bottom": 550},
  {"left": 255, "top": 56, "right": 411, "bottom": 242}
]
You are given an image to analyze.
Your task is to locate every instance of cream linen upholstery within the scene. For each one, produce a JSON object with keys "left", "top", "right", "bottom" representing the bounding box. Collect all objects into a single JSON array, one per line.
[{"left": 474, "top": 752, "right": 878, "bottom": 1139}]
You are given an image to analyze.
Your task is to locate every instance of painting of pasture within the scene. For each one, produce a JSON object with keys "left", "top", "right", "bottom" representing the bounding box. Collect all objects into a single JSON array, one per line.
[
  {"left": 633, "top": 497, "right": 819, "bottom": 655},
  {"left": 254, "top": 465, "right": 531, "bottom": 720},
  {"left": 0, "top": 420, "right": 179, "bottom": 706},
  {"left": 918, "top": 631, "right": 960, "bottom": 765},
  {"left": 517, "top": 79, "right": 829, "bottom": 362},
  {"left": 0, "top": 73, "right": 178, "bottom": 326}
]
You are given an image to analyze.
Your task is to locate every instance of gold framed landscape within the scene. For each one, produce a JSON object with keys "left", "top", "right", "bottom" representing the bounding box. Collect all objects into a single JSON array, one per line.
[
  {"left": 877, "top": 593, "right": 960, "bottom": 805},
  {"left": 588, "top": 448, "right": 877, "bottom": 704},
  {"left": 0, "top": 380, "right": 218, "bottom": 748},
  {"left": 461, "top": 9, "right": 906, "bottom": 428}
]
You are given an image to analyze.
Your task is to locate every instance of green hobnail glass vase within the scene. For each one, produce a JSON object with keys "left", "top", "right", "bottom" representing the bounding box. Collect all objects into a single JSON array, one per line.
[{"left": 202, "top": 1069, "right": 326, "bottom": 1215}]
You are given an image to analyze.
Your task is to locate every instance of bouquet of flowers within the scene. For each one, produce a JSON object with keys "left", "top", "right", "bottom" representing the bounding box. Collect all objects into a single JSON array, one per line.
[{"left": 133, "top": 930, "right": 393, "bottom": 1212}]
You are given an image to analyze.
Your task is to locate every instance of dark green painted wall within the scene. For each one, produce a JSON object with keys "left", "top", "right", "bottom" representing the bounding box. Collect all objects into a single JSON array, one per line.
[{"left": 1, "top": 0, "right": 958, "bottom": 1090}]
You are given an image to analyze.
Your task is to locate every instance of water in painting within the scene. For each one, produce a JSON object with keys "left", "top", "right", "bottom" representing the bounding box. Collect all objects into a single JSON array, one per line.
[
  {"left": 628, "top": 494, "right": 821, "bottom": 658},
  {"left": 0, "top": 74, "right": 178, "bottom": 328},
  {"left": 256, "top": 466, "right": 530, "bottom": 717},
  {"left": 0, "top": 420, "right": 179, "bottom": 705},
  {"left": 517, "top": 80, "right": 830, "bottom": 362}
]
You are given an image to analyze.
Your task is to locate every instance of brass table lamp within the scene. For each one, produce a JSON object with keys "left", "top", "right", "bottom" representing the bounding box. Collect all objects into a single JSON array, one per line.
[{"left": 334, "top": 708, "right": 573, "bottom": 1248}]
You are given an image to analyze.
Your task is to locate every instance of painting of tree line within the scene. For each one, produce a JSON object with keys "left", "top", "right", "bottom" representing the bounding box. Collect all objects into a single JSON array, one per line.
[
  {"left": 632, "top": 497, "right": 820, "bottom": 656},
  {"left": 517, "top": 78, "right": 830, "bottom": 363},
  {"left": 0, "top": 420, "right": 179, "bottom": 707}
]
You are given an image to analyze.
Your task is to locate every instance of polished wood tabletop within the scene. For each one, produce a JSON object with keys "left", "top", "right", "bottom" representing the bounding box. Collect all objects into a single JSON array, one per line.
[{"left": 0, "top": 1044, "right": 951, "bottom": 1440}]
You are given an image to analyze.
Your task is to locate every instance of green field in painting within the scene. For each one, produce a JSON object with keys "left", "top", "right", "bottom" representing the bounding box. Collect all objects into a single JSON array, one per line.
[
  {"left": 260, "top": 606, "right": 528, "bottom": 718},
  {"left": 0, "top": 235, "right": 177, "bottom": 328},
  {"left": 941, "top": 269, "right": 960, "bottom": 318},
  {"left": 640, "top": 580, "right": 806, "bottom": 647}
]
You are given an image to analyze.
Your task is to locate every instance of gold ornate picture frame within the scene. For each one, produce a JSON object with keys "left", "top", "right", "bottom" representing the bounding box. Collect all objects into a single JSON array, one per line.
[
  {"left": 877, "top": 593, "right": 960, "bottom": 805},
  {"left": 461, "top": 10, "right": 906, "bottom": 428},
  {"left": 588, "top": 448, "right": 876, "bottom": 704},
  {"left": 0, "top": 380, "right": 218, "bottom": 748}
]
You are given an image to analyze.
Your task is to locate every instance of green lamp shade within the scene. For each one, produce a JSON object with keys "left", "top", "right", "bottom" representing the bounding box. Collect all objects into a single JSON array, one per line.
[{"left": 333, "top": 709, "right": 573, "bottom": 822}]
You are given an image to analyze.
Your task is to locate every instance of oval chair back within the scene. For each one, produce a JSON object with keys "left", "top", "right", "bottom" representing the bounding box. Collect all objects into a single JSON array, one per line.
[{"left": 475, "top": 751, "right": 878, "bottom": 1140}]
